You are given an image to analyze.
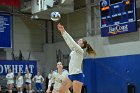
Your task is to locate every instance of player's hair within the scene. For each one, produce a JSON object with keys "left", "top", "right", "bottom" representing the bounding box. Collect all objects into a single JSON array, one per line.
[
  {"left": 17, "top": 72, "right": 21, "bottom": 79},
  {"left": 82, "top": 39, "right": 96, "bottom": 56},
  {"left": 8, "top": 68, "right": 12, "bottom": 73}
]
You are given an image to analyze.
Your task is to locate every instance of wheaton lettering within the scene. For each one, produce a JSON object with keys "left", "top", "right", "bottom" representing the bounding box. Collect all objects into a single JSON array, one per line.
[{"left": 0, "top": 65, "right": 34, "bottom": 74}]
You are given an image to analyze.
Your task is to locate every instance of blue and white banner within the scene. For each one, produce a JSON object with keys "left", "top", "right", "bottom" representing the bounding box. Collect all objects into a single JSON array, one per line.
[
  {"left": 0, "top": 13, "right": 12, "bottom": 48},
  {"left": 0, "top": 60, "right": 37, "bottom": 75},
  {"left": 101, "top": 22, "right": 137, "bottom": 36}
]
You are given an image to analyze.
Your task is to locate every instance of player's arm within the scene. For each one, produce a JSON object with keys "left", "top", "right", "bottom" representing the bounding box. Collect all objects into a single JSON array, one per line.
[
  {"left": 32, "top": 76, "right": 35, "bottom": 83},
  {"left": 41, "top": 76, "right": 45, "bottom": 83},
  {"left": 21, "top": 76, "right": 24, "bottom": 85},
  {"left": 12, "top": 73, "right": 14, "bottom": 78},
  {"left": 46, "top": 73, "right": 55, "bottom": 93},
  {"left": 16, "top": 77, "right": 18, "bottom": 84},
  {"left": 57, "top": 23, "right": 83, "bottom": 52},
  {"left": 24, "top": 74, "right": 26, "bottom": 79}
]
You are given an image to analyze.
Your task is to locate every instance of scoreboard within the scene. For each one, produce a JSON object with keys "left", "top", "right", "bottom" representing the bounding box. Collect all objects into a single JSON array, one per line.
[{"left": 100, "top": 0, "right": 137, "bottom": 37}]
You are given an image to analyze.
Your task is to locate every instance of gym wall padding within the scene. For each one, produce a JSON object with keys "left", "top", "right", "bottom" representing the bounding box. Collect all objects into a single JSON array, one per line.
[{"left": 83, "top": 54, "right": 140, "bottom": 93}]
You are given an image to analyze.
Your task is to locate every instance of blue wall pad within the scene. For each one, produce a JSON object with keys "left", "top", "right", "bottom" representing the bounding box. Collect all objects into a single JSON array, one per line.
[{"left": 83, "top": 54, "right": 140, "bottom": 93}]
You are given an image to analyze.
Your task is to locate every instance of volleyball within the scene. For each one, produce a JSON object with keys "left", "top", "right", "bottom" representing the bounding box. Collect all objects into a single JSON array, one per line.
[{"left": 50, "top": 11, "right": 61, "bottom": 22}]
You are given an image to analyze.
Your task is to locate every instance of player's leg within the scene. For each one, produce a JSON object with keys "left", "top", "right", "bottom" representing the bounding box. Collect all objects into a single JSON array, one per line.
[
  {"left": 59, "top": 77, "right": 72, "bottom": 93},
  {"left": 73, "top": 81, "right": 83, "bottom": 93},
  {"left": 71, "top": 73, "right": 84, "bottom": 93}
]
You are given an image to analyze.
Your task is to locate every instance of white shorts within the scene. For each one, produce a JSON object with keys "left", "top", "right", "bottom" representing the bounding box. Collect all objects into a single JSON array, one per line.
[{"left": 16, "top": 84, "right": 23, "bottom": 88}]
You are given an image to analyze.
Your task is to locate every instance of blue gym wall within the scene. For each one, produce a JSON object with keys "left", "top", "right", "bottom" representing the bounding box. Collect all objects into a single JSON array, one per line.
[{"left": 83, "top": 54, "right": 140, "bottom": 93}]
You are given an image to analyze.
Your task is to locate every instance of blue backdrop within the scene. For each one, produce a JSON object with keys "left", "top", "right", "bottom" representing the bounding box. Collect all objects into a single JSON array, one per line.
[
  {"left": 83, "top": 54, "right": 140, "bottom": 93},
  {"left": 0, "top": 60, "right": 37, "bottom": 75}
]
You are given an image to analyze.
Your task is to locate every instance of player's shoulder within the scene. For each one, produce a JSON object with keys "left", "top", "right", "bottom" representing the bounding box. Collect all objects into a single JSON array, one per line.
[
  {"left": 9, "top": 72, "right": 14, "bottom": 75},
  {"left": 63, "top": 69, "right": 68, "bottom": 73},
  {"left": 53, "top": 70, "right": 57, "bottom": 74},
  {"left": 34, "top": 75, "right": 37, "bottom": 77},
  {"left": 52, "top": 70, "right": 58, "bottom": 76},
  {"left": 40, "top": 75, "right": 43, "bottom": 77}
]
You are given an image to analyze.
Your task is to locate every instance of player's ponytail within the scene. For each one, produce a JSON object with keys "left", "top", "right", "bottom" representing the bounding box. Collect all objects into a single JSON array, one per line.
[
  {"left": 86, "top": 44, "right": 96, "bottom": 56},
  {"left": 82, "top": 39, "right": 96, "bottom": 56}
]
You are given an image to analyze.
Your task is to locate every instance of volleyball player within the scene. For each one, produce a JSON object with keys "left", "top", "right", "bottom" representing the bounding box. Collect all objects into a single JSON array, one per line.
[
  {"left": 46, "top": 62, "right": 69, "bottom": 93},
  {"left": 25, "top": 69, "right": 32, "bottom": 93},
  {"left": 16, "top": 71, "right": 23, "bottom": 93},
  {"left": 32, "top": 71, "right": 44, "bottom": 92},
  {"left": 57, "top": 23, "right": 96, "bottom": 93},
  {"left": 6, "top": 68, "right": 14, "bottom": 93}
]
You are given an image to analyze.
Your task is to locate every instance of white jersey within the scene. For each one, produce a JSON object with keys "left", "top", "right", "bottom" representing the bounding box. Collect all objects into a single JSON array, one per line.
[
  {"left": 16, "top": 76, "right": 23, "bottom": 87},
  {"left": 25, "top": 73, "right": 32, "bottom": 83},
  {"left": 48, "top": 73, "right": 52, "bottom": 80},
  {"left": 48, "top": 69, "right": 68, "bottom": 90},
  {"left": 6, "top": 72, "right": 14, "bottom": 84},
  {"left": 62, "top": 31, "right": 84, "bottom": 75},
  {"left": 33, "top": 75, "right": 44, "bottom": 83}
]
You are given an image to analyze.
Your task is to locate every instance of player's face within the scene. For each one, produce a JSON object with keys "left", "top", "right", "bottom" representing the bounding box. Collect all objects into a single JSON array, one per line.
[
  {"left": 18, "top": 72, "right": 21, "bottom": 76},
  {"left": 51, "top": 70, "right": 53, "bottom": 73},
  {"left": 77, "top": 38, "right": 84, "bottom": 47},
  {"left": 26, "top": 69, "right": 29, "bottom": 73},
  {"left": 8, "top": 69, "right": 11, "bottom": 73},
  {"left": 57, "top": 62, "right": 63, "bottom": 69},
  {"left": 37, "top": 72, "right": 40, "bottom": 75}
]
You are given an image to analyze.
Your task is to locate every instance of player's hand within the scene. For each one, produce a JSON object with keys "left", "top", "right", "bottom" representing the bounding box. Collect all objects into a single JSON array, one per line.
[
  {"left": 46, "top": 89, "right": 51, "bottom": 93},
  {"left": 57, "top": 23, "right": 65, "bottom": 34}
]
